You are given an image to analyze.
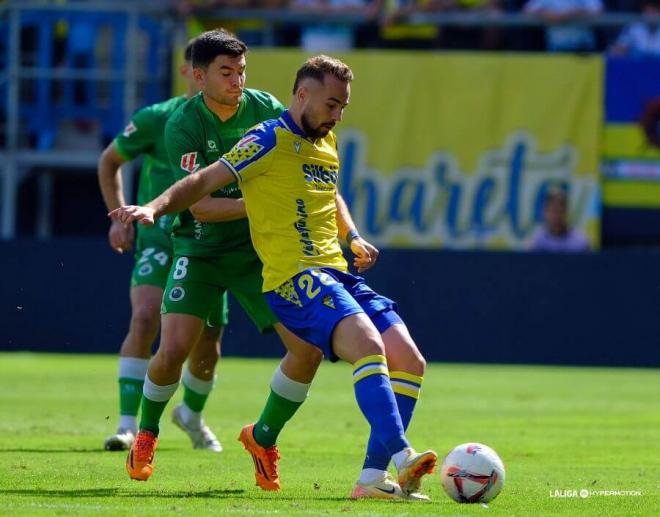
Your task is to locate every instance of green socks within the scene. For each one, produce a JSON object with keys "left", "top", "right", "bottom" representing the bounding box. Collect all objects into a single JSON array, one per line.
[{"left": 117, "top": 357, "right": 149, "bottom": 432}]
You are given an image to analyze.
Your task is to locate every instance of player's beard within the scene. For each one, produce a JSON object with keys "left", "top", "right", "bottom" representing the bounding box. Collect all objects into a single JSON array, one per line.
[{"left": 301, "top": 111, "right": 333, "bottom": 139}]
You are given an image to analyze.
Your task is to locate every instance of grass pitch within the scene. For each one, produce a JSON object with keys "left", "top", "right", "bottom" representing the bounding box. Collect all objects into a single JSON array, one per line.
[{"left": 0, "top": 353, "right": 659, "bottom": 515}]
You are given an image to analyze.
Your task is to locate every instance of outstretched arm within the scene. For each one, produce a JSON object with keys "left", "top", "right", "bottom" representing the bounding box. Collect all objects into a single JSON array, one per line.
[
  {"left": 109, "top": 160, "right": 236, "bottom": 225},
  {"left": 189, "top": 197, "right": 246, "bottom": 222},
  {"left": 335, "top": 193, "right": 379, "bottom": 273}
]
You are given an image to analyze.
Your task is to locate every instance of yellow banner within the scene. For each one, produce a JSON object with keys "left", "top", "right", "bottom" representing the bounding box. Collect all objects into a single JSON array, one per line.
[{"left": 230, "top": 50, "right": 603, "bottom": 249}]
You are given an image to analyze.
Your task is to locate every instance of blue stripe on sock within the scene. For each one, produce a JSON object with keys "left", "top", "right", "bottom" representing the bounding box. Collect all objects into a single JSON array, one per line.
[
  {"left": 390, "top": 378, "right": 421, "bottom": 390},
  {"left": 353, "top": 362, "right": 387, "bottom": 377}
]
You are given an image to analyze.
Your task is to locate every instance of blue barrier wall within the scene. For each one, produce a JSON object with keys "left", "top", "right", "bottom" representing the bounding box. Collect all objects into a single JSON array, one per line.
[{"left": 2, "top": 239, "right": 659, "bottom": 367}]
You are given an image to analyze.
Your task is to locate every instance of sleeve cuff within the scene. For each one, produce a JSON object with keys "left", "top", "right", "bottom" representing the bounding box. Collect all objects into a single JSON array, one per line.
[{"left": 219, "top": 157, "right": 241, "bottom": 183}]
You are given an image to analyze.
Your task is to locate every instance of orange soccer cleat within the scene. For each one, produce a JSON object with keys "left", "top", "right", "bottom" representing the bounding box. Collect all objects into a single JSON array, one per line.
[
  {"left": 238, "top": 424, "right": 281, "bottom": 491},
  {"left": 397, "top": 448, "right": 438, "bottom": 496},
  {"left": 126, "top": 430, "right": 158, "bottom": 481}
]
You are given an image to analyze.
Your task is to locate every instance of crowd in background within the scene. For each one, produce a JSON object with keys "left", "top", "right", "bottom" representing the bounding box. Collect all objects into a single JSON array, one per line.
[{"left": 172, "top": 0, "right": 660, "bottom": 53}]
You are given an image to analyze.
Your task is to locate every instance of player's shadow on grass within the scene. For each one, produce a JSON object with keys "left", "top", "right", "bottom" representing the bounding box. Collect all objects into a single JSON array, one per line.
[
  {"left": 0, "top": 489, "right": 349, "bottom": 501},
  {"left": 0, "top": 488, "right": 247, "bottom": 498},
  {"left": 0, "top": 448, "right": 101, "bottom": 453}
]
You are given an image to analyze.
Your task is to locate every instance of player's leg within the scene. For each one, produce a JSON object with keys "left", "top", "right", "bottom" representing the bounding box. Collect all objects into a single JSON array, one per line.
[
  {"left": 341, "top": 271, "right": 429, "bottom": 498},
  {"left": 127, "top": 255, "right": 217, "bottom": 481},
  {"left": 358, "top": 324, "right": 428, "bottom": 499},
  {"left": 223, "top": 250, "right": 322, "bottom": 490},
  {"left": 106, "top": 245, "right": 171, "bottom": 451},
  {"left": 266, "top": 269, "right": 436, "bottom": 496},
  {"left": 332, "top": 314, "right": 435, "bottom": 497},
  {"left": 172, "top": 294, "right": 228, "bottom": 451},
  {"left": 239, "top": 324, "right": 322, "bottom": 491}
]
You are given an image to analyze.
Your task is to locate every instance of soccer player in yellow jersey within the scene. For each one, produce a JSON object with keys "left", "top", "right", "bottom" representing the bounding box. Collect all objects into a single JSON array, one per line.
[{"left": 111, "top": 55, "right": 437, "bottom": 500}]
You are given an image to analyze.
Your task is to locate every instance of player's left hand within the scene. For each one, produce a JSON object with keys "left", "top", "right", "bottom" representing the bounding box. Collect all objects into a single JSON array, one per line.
[
  {"left": 108, "top": 205, "right": 156, "bottom": 226},
  {"left": 350, "top": 237, "right": 379, "bottom": 273}
]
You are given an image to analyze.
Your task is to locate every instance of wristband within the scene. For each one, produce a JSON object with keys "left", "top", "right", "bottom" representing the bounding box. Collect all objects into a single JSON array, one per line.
[{"left": 346, "top": 229, "right": 360, "bottom": 244}]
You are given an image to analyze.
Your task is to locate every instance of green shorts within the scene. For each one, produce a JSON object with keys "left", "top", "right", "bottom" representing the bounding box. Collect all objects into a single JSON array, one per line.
[
  {"left": 131, "top": 244, "right": 173, "bottom": 289},
  {"left": 161, "top": 250, "right": 275, "bottom": 333}
]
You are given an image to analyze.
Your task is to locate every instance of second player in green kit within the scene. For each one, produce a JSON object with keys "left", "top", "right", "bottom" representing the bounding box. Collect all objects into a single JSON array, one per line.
[
  {"left": 124, "top": 29, "right": 323, "bottom": 482},
  {"left": 98, "top": 39, "right": 227, "bottom": 453}
]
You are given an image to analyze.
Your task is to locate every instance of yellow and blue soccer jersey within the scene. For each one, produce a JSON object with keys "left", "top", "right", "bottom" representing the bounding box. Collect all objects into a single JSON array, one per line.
[{"left": 220, "top": 111, "right": 348, "bottom": 292}]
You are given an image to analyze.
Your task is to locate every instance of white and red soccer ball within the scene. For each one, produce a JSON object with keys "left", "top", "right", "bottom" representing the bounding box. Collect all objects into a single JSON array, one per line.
[{"left": 440, "top": 443, "right": 505, "bottom": 503}]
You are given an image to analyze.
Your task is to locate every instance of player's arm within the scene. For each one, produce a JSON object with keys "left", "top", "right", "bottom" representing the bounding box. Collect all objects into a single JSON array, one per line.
[
  {"left": 189, "top": 197, "right": 246, "bottom": 222},
  {"left": 109, "top": 161, "right": 236, "bottom": 225},
  {"left": 97, "top": 142, "right": 134, "bottom": 253},
  {"left": 335, "top": 193, "right": 379, "bottom": 273}
]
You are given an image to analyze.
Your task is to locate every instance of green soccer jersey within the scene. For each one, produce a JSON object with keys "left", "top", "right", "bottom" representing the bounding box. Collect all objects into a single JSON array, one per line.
[
  {"left": 165, "top": 89, "right": 285, "bottom": 257},
  {"left": 114, "top": 96, "right": 188, "bottom": 250}
]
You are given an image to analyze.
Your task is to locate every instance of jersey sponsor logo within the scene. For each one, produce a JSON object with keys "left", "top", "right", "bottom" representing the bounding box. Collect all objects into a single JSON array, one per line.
[
  {"left": 223, "top": 134, "right": 264, "bottom": 168},
  {"left": 293, "top": 198, "right": 320, "bottom": 257},
  {"left": 193, "top": 220, "right": 203, "bottom": 240},
  {"left": 180, "top": 152, "right": 200, "bottom": 173},
  {"left": 302, "top": 163, "right": 338, "bottom": 188},
  {"left": 207, "top": 139, "right": 217, "bottom": 151},
  {"left": 122, "top": 121, "right": 137, "bottom": 137}
]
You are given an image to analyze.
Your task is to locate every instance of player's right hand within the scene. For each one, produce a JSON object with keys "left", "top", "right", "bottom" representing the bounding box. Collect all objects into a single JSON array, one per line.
[
  {"left": 108, "top": 219, "right": 135, "bottom": 254},
  {"left": 109, "top": 205, "right": 156, "bottom": 227}
]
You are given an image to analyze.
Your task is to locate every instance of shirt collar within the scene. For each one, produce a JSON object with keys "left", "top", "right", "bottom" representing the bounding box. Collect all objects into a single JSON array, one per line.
[{"left": 280, "top": 110, "right": 307, "bottom": 138}]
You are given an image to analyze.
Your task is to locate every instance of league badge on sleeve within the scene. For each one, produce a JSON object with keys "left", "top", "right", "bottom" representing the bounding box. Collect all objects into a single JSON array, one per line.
[
  {"left": 122, "top": 121, "right": 137, "bottom": 137},
  {"left": 180, "top": 152, "right": 201, "bottom": 173},
  {"left": 224, "top": 134, "right": 264, "bottom": 168}
]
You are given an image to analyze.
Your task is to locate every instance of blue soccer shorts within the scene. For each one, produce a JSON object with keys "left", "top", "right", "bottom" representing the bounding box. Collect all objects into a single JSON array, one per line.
[{"left": 265, "top": 267, "right": 403, "bottom": 361}]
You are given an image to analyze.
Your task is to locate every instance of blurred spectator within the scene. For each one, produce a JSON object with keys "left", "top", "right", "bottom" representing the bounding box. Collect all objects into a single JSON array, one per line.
[
  {"left": 290, "top": 0, "right": 380, "bottom": 51},
  {"left": 430, "top": 0, "right": 504, "bottom": 49},
  {"left": 523, "top": 0, "right": 602, "bottom": 51},
  {"left": 530, "top": 187, "right": 591, "bottom": 252},
  {"left": 177, "top": 1, "right": 289, "bottom": 46},
  {"left": 378, "top": 0, "right": 439, "bottom": 49},
  {"left": 611, "top": 0, "right": 660, "bottom": 55}
]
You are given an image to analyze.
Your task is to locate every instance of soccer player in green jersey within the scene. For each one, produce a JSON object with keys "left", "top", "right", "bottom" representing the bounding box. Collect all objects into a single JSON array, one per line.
[
  {"left": 112, "top": 55, "right": 436, "bottom": 500},
  {"left": 120, "top": 29, "right": 322, "bottom": 482},
  {"left": 98, "top": 39, "right": 226, "bottom": 452}
]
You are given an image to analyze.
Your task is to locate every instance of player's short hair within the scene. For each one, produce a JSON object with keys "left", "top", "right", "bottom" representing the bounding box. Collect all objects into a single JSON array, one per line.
[
  {"left": 292, "top": 55, "right": 353, "bottom": 94},
  {"left": 183, "top": 37, "right": 196, "bottom": 63},
  {"left": 191, "top": 28, "right": 247, "bottom": 69}
]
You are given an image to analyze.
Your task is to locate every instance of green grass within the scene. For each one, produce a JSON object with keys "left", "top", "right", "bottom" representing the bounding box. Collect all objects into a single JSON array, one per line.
[{"left": 1, "top": 353, "right": 659, "bottom": 515}]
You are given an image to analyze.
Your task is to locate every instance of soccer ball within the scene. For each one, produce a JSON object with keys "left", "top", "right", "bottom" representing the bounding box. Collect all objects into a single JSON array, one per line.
[{"left": 440, "top": 443, "right": 505, "bottom": 503}]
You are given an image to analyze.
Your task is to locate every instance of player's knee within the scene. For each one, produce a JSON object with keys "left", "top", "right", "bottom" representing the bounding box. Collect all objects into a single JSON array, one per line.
[
  {"left": 130, "top": 306, "right": 160, "bottom": 340},
  {"left": 412, "top": 351, "right": 426, "bottom": 375},
  {"left": 297, "top": 345, "right": 323, "bottom": 366},
  {"left": 357, "top": 334, "right": 386, "bottom": 358},
  {"left": 156, "top": 341, "right": 190, "bottom": 371},
  {"left": 397, "top": 342, "right": 426, "bottom": 375}
]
